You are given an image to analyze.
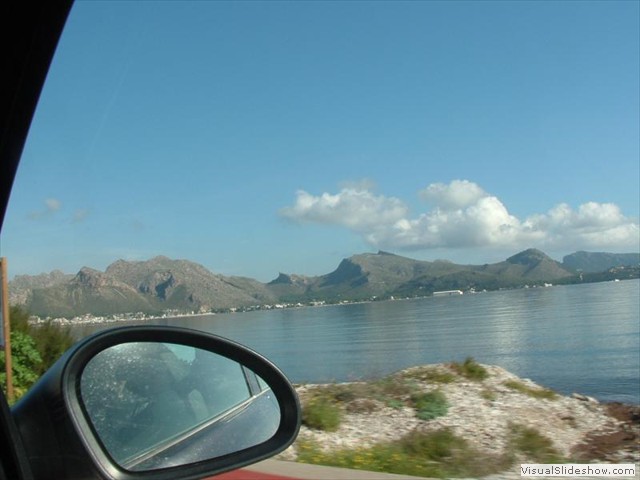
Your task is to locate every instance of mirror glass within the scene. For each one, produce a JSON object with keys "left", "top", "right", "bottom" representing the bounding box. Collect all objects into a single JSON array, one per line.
[{"left": 80, "top": 342, "right": 281, "bottom": 471}]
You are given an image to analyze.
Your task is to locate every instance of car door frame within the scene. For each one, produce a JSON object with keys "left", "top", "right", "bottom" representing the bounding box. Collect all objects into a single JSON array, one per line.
[{"left": 0, "top": 2, "right": 72, "bottom": 478}]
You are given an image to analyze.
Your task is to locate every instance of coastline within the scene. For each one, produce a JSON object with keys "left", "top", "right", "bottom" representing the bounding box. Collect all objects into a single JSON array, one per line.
[
  {"left": 30, "top": 282, "right": 638, "bottom": 407},
  {"left": 278, "top": 363, "right": 639, "bottom": 476}
]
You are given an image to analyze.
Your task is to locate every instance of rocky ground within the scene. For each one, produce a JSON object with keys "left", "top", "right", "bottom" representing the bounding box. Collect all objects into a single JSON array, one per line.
[{"left": 276, "top": 363, "right": 639, "bottom": 477}]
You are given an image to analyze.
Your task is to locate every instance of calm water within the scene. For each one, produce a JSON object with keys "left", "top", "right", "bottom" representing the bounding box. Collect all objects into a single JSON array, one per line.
[{"left": 84, "top": 280, "right": 640, "bottom": 404}]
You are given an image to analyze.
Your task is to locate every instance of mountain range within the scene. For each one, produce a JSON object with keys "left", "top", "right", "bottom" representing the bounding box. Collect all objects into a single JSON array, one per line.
[{"left": 9, "top": 249, "right": 639, "bottom": 318}]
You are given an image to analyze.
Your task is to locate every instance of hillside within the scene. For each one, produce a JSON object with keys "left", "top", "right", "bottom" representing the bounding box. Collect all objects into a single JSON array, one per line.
[
  {"left": 20, "top": 257, "right": 277, "bottom": 318},
  {"left": 9, "top": 270, "right": 72, "bottom": 305},
  {"left": 303, "top": 252, "right": 471, "bottom": 301},
  {"left": 28, "top": 268, "right": 157, "bottom": 317},
  {"left": 478, "top": 248, "right": 574, "bottom": 281},
  {"left": 563, "top": 251, "right": 640, "bottom": 273},
  {"left": 9, "top": 249, "right": 639, "bottom": 318},
  {"left": 351, "top": 249, "right": 574, "bottom": 298},
  {"left": 105, "top": 256, "right": 276, "bottom": 310}
]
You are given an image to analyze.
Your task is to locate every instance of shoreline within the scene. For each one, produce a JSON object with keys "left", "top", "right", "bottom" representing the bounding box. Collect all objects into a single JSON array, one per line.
[
  {"left": 278, "top": 362, "right": 639, "bottom": 476},
  {"left": 29, "top": 283, "right": 638, "bottom": 406},
  {"left": 29, "top": 277, "right": 640, "bottom": 326},
  {"left": 52, "top": 311, "right": 638, "bottom": 406}
]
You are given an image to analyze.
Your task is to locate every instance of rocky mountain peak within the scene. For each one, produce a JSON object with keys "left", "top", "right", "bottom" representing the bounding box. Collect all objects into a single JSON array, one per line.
[
  {"left": 506, "top": 248, "right": 550, "bottom": 266},
  {"left": 267, "top": 273, "right": 314, "bottom": 291},
  {"left": 11, "top": 248, "right": 637, "bottom": 319},
  {"left": 269, "top": 273, "right": 294, "bottom": 285},
  {"left": 72, "top": 267, "right": 110, "bottom": 289},
  {"left": 322, "top": 258, "right": 366, "bottom": 286},
  {"left": 138, "top": 271, "right": 178, "bottom": 299}
]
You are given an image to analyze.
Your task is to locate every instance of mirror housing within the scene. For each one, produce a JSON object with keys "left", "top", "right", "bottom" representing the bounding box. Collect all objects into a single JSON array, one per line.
[{"left": 11, "top": 326, "right": 300, "bottom": 480}]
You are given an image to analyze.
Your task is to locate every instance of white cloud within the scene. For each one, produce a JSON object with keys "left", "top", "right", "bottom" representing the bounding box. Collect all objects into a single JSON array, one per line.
[
  {"left": 45, "top": 198, "right": 61, "bottom": 212},
  {"left": 280, "top": 186, "right": 408, "bottom": 233},
  {"left": 281, "top": 180, "right": 639, "bottom": 252},
  {"left": 28, "top": 198, "right": 62, "bottom": 220},
  {"left": 419, "top": 180, "right": 487, "bottom": 210},
  {"left": 523, "top": 202, "right": 639, "bottom": 249}
]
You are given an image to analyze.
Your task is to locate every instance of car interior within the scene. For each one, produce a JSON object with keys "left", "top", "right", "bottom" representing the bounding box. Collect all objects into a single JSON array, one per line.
[{"left": 0, "top": 3, "right": 300, "bottom": 480}]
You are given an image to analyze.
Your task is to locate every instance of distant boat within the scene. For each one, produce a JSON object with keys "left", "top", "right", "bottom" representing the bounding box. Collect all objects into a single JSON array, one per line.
[{"left": 433, "top": 290, "right": 463, "bottom": 296}]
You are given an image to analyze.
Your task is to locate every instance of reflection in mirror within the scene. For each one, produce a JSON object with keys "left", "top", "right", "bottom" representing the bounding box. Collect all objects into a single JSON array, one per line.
[{"left": 80, "top": 342, "right": 281, "bottom": 471}]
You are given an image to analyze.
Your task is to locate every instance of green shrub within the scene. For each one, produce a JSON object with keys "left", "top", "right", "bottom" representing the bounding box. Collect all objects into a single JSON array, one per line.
[
  {"left": 7, "top": 306, "right": 75, "bottom": 373},
  {"left": 0, "top": 330, "right": 42, "bottom": 401},
  {"left": 302, "top": 396, "right": 342, "bottom": 431},
  {"left": 411, "top": 390, "right": 449, "bottom": 420},
  {"left": 450, "top": 357, "right": 488, "bottom": 381},
  {"left": 386, "top": 399, "right": 405, "bottom": 409},
  {"left": 510, "top": 424, "right": 564, "bottom": 463},
  {"left": 30, "top": 320, "right": 74, "bottom": 375},
  {"left": 297, "top": 429, "right": 511, "bottom": 478},
  {"left": 404, "top": 367, "right": 456, "bottom": 384},
  {"left": 315, "top": 376, "right": 416, "bottom": 409},
  {"left": 504, "top": 380, "right": 557, "bottom": 400}
]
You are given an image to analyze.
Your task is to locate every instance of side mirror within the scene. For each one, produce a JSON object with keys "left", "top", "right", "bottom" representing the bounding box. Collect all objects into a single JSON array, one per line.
[{"left": 11, "top": 326, "right": 300, "bottom": 480}]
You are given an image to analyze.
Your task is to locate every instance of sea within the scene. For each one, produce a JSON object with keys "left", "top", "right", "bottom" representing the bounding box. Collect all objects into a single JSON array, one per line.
[{"left": 80, "top": 279, "right": 640, "bottom": 404}]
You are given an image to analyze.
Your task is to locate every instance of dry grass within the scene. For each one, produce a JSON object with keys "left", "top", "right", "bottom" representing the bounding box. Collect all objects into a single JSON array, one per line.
[{"left": 504, "top": 380, "right": 558, "bottom": 400}]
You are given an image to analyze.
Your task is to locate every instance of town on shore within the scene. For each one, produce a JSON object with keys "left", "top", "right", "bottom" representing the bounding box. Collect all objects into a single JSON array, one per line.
[{"left": 13, "top": 249, "right": 639, "bottom": 325}]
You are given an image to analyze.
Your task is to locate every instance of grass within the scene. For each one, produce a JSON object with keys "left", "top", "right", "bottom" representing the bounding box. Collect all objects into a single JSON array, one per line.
[
  {"left": 302, "top": 374, "right": 452, "bottom": 429},
  {"left": 385, "top": 399, "right": 405, "bottom": 410},
  {"left": 450, "top": 357, "right": 489, "bottom": 380},
  {"left": 296, "top": 361, "right": 571, "bottom": 477},
  {"left": 403, "top": 366, "right": 457, "bottom": 384},
  {"left": 302, "top": 395, "right": 342, "bottom": 431},
  {"left": 411, "top": 390, "right": 449, "bottom": 420},
  {"left": 509, "top": 424, "right": 565, "bottom": 463},
  {"left": 301, "top": 376, "right": 415, "bottom": 432},
  {"left": 303, "top": 358, "right": 486, "bottom": 417},
  {"left": 300, "top": 358, "right": 490, "bottom": 431},
  {"left": 345, "top": 398, "right": 380, "bottom": 414},
  {"left": 504, "top": 380, "right": 558, "bottom": 400},
  {"left": 297, "top": 428, "right": 511, "bottom": 478},
  {"left": 480, "top": 388, "right": 497, "bottom": 401},
  {"left": 371, "top": 376, "right": 416, "bottom": 400},
  {"left": 303, "top": 376, "right": 417, "bottom": 412}
]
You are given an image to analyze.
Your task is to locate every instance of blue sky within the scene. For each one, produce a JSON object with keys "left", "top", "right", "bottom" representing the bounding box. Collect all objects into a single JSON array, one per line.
[{"left": 1, "top": 0, "right": 638, "bottom": 282}]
